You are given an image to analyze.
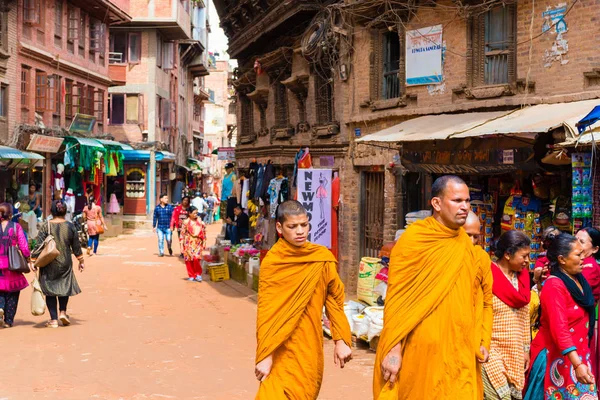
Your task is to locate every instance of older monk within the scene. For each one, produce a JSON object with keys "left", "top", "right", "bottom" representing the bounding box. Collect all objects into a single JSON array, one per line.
[
  {"left": 464, "top": 211, "right": 494, "bottom": 399},
  {"left": 374, "top": 175, "right": 480, "bottom": 400}
]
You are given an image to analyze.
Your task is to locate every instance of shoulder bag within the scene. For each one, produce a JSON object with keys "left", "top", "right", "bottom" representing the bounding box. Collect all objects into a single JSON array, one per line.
[
  {"left": 7, "top": 222, "right": 30, "bottom": 274},
  {"left": 33, "top": 220, "right": 60, "bottom": 268}
]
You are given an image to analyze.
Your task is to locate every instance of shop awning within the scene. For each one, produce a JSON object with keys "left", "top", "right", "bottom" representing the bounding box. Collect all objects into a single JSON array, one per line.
[
  {"left": 96, "top": 139, "right": 134, "bottom": 150},
  {"left": 358, "top": 99, "right": 600, "bottom": 143},
  {"left": 121, "top": 150, "right": 176, "bottom": 162},
  {"left": 187, "top": 158, "right": 202, "bottom": 170},
  {"left": 0, "top": 146, "right": 44, "bottom": 160},
  {"left": 356, "top": 111, "right": 508, "bottom": 142},
  {"left": 64, "top": 136, "right": 105, "bottom": 148},
  {"left": 450, "top": 99, "right": 600, "bottom": 139}
]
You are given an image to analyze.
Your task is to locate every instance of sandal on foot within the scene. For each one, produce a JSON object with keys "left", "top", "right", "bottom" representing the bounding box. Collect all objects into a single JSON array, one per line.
[
  {"left": 59, "top": 315, "right": 71, "bottom": 326},
  {"left": 46, "top": 320, "right": 58, "bottom": 328}
]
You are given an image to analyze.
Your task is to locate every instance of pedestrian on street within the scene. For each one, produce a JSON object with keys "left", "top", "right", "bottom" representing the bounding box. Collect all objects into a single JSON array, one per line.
[
  {"left": 82, "top": 197, "right": 106, "bottom": 256},
  {"left": 191, "top": 192, "right": 208, "bottom": 220},
  {"left": 153, "top": 193, "right": 174, "bottom": 257},
  {"left": 254, "top": 200, "right": 352, "bottom": 398},
  {"left": 483, "top": 230, "right": 531, "bottom": 400},
  {"left": 524, "top": 234, "right": 598, "bottom": 400},
  {"left": 374, "top": 175, "right": 478, "bottom": 399},
  {"left": 31, "top": 200, "right": 84, "bottom": 328},
  {"left": 226, "top": 204, "right": 249, "bottom": 245},
  {"left": 463, "top": 211, "right": 493, "bottom": 399},
  {"left": 180, "top": 206, "right": 206, "bottom": 282},
  {"left": 206, "top": 193, "right": 217, "bottom": 224},
  {"left": 0, "top": 203, "right": 31, "bottom": 328},
  {"left": 170, "top": 196, "right": 191, "bottom": 258}
]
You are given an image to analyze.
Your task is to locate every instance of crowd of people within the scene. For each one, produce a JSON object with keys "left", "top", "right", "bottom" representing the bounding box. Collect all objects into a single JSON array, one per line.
[{"left": 252, "top": 177, "right": 600, "bottom": 400}]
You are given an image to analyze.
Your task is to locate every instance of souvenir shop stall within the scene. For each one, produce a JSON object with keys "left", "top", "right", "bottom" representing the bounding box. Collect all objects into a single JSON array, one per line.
[{"left": 347, "top": 135, "right": 583, "bottom": 349}]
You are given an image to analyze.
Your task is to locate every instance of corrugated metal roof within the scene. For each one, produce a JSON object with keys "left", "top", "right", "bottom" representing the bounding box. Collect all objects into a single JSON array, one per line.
[
  {"left": 356, "top": 111, "right": 508, "bottom": 142},
  {"left": 451, "top": 99, "right": 600, "bottom": 139}
]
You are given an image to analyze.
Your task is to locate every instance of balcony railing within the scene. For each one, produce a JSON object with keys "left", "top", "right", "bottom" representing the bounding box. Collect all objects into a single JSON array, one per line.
[{"left": 109, "top": 52, "right": 123, "bottom": 64}]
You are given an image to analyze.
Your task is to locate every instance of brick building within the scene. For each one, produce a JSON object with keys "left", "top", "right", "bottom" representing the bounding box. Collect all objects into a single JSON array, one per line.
[
  {"left": 107, "top": 0, "right": 210, "bottom": 214},
  {"left": 216, "top": 0, "right": 600, "bottom": 293}
]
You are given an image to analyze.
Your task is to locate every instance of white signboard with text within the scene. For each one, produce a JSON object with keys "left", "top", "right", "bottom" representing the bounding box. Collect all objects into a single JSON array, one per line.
[
  {"left": 406, "top": 24, "right": 443, "bottom": 85},
  {"left": 297, "top": 169, "right": 332, "bottom": 248}
]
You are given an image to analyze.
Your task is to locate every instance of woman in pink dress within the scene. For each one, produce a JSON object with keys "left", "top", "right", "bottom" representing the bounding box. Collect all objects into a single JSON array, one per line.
[
  {"left": 525, "top": 233, "right": 598, "bottom": 400},
  {"left": 0, "top": 203, "right": 30, "bottom": 327},
  {"left": 83, "top": 197, "right": 106, "bottom": 256},
  {"left": 180, "top": 206, "right": 206, "bottom": 282}
]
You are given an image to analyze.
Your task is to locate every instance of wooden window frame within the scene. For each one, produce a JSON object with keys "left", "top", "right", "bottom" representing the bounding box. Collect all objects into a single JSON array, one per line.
[
  {"left": 314, "top": 68, "right": 334, "bottom": 125},
  {"left": 83, "top": 85, "right": 94, "bottom": 115},
  {"left": 0, "top": 11, "right": 7, "bottom": 52},
  {"left": 369, "top": 28, "right": 406, "bottom": 102},
  {"left": 35, "top": 71, "right": 48, "bottom": 112},
  {"left": 67, "top": 5, "right": 77, "bottom": 42},
  {"left": 0, "top": 84, "right": 8, "bottom": 118},
  {"left": 78, "top": 10, "right": 86, "bottom": 52},
  {"left": 162, "top": 41, "right": 174, "bottom": 70},
  {"left": 65, "top": 79, "right": 73, "bottom": 118},
  {"left": 95, "top": 89, "right": 104, "bottom": 123},
  {"left": 21, "top": 67, "right": 30, "bottom": 109},
  {"left": 72, "top": 83, "right": 84, "bottom": 115},
  {"left": 24, "top": 0, "right": 41, "bottom": 25},
  {"left": 468, "top": 4, "right": 517, "bottom": 88},
  {"left": 109, "top": 93, "right": 125, "bottom": 125},
  {"left": 273, "top": 78, "right": 290, "bottom": 129},
  {"left": 128, "top": 32, "right": 142, "bottom": 64},
  {"left": 54, "top": 0, "right": 62, "bottom": 39},
  {"left": 239, "top": 92, "right": 253, "bottom": 137},
  {"left": 156, "top": 33, "right": 163, "bottom": 68}
]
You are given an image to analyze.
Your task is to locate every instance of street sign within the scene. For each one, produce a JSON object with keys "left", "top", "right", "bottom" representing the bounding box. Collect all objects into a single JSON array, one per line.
[{"left": 27, "top": 134, "right": 64, "bottom": 153}]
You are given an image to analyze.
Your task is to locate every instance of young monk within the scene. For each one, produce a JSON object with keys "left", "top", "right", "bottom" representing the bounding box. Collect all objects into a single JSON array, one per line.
[
  {"left": 464, "top": 211, "right": 494, "bottom": 400},
  {"left": 374, "top": 175, "right": 480, "bottom": 399},
  {"left": 254, "top": 200, "right": 352, "bottom": 399}
]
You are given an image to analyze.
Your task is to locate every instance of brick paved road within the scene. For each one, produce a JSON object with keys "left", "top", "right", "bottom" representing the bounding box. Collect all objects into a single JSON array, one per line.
[{"left": 0, "top": 223, "right": 374, "bottom": 399}]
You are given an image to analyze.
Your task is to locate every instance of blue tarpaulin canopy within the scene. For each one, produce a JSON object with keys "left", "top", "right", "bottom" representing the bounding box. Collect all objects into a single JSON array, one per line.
[
  {"left": 96, "top": 139, "right": 134, "bottom": 150},
  {"left": 121, "top": 150, "right": 174, "bottom": 162},
  {"left": 0, "top": 146, "right": 44, "bottom": 160},
  {"left": 577, "top": 106, "right": 600, "bottom": 133}
]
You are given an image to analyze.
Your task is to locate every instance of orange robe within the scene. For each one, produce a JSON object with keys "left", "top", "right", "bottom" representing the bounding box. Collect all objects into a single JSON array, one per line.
[
  {"left": 373, "top": 217, "right": 478, "bottom": 400},
  {"left": 473, "top": 246, "right": 494, "bottom": 399},
  {"left": 255, "top": 239, "right": 352, "bottom": 399}
]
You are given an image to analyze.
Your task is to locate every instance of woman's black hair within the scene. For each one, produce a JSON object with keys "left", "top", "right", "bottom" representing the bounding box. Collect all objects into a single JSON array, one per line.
[
  {"left": 493, "top": 230, "right": 531, "bottom": 260},
  {"left": 580, "top": 227, "right": 600, "bottom": 260},
  {"left": 181, "top": 196, "right": 191, "bottom": 203},
  {"left": 546, "top": 233, "right": 578, "bottom": 273},
  {"left": 542, "top": 226, "right": 560, "bottom": 250},
  {"left": 51, "top": 200, "right": 67, "bottom": 217},
  {"left": 188, "top": 206, "right": 198, "bottom": 214}
]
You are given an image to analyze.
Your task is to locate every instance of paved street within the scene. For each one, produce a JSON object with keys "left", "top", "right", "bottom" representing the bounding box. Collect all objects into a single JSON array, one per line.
[{"left": 0, "top": 223, "right": 374, "bottom": 400}]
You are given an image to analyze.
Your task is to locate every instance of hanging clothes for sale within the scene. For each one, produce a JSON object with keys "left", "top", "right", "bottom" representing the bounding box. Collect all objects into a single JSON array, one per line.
[
  {"left": 278, "top": 177, "right": 289, "bottom": 205},
  {"left": 267, "top": 176, "right": 286, "bottom": 218},
  {"left": 248, "top": 161, "right": 259, "bottom": 200},
  {"left": 240, "top": 177, "right": 249, "bottom": 209},
  {"left": 254, "top": 164, "right": 265, "bottom": 201},
  {"left": 260, "top": 162, "right": 275, "bottom": 202},
  {"left": 293, "top": 147, "right": 312, "bottom": 187}
]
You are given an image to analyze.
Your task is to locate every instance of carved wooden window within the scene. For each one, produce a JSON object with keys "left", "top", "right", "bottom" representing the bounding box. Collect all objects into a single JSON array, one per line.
[
  {"left": 21, "top": 67, "right": 30, "bottom": 109},
  {"left": 67, "top": 5, "right": 77, "bottom": 42},
  {"left": 370, "top": 29, "right": 405, "bottom": 101},
  {"left": 259, "top": 105, "right": 266, "bottom": 130},
  {"left": 50, "top": 75, "right": 61, "bottom": 115},
  {"left": 95, "top": 89, "right": 104, "bottom": 123},
  {"left": 273, "top": 78, "right": 289, "bottom": 128},
  {"left": 0, "top": 85, "right": 7, "bottom": 118},
  {"left": 78, "top": 10, "right": 86, "bottom": 56},
  {"left": 0, "top": 11, "right": 7, "bottom": 51},
  {"left": 469, "top": 4, "right": 516, "bottom": 86},
  {"left": 315, "top": 69, "right": 334, "bottom": 125},
  {"left": 54, "top": 0, "right": 62, "bottom": 40},
  {"left": 24, "top": 0, "right": 41, "bottom": 25},
  {"left": 240, "top": 93, "right": 253, "bottom": 137}
]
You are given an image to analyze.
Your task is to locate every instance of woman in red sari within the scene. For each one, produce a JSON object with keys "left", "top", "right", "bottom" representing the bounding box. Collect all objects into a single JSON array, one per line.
[
  {"left": 525, "top": 233, "right": 597, "bottom": 400},
  {"left": 576, "top": 227, "right": 600, "bottom": 390},
  {"left": 180, "top": 206, "right": 206, "bottom": 282},
  {"left": 484, "top": 230, "right": 531, "bottom": 400}
]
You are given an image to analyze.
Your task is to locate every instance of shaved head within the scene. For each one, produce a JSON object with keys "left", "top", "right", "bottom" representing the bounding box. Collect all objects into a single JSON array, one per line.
[
  {"left": 431, "top": 175, "right": 467, "bottom": 199},
  {"left": 464, "top": 211, "right": 482, "bottom": 245}
]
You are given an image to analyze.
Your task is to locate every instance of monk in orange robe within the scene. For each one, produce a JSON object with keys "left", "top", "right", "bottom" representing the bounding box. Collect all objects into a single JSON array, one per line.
[
  {"left": 464, "top": 211, "right": 494, "bottom": 399},
  {"left": 374, "top": 175, "right": 479, "bottom": 400},
  {"left": 255, "top": 200, "right": 353, "bottom": 399}
]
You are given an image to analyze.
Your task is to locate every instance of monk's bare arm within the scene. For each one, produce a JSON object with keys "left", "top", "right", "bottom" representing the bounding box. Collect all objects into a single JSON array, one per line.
[
  {"left": 479, "top": 263, "right": 493, "bottom": 362},
  {"left": 325, "top": 264, "right": 353, "bottom": 368}
]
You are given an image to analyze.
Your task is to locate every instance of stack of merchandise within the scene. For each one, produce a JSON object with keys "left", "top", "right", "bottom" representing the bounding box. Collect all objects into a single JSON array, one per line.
[
  {"left": 572, "top": 153, "right": 593, "bottom": 231},
  {"left": 471, "top": 193, "right": 496, "bottom": 254},
  {"left": 404, "top": 210, "right": 432, "bottom": 228}
]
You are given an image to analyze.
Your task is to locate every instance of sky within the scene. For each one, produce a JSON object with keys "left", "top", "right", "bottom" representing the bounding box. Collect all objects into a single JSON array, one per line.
[{"left": 208, "top": 1, "right": 229, "bottom": 57}]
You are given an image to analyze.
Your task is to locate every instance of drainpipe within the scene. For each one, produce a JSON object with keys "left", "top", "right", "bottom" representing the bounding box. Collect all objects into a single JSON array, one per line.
[{"left": 149, "top": 150, "right": 157, "bottom": 216}]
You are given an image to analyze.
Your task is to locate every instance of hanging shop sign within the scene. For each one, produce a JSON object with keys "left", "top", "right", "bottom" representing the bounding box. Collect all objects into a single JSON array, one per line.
[
  {"left": 406, "top": 24, "right": 443, "bottom": 85},
  {"left": 26, "top": 134, "right": 64, "bottom": 153},
  {"left": 68, "top": 113, "right": 97, "bottom": 133},
  {"left": 297, "top": 169, "right": 332, "bottom": 248},
  {"left": 217, "top": 147, "right": 235, "bottom": 161},
  {"left": 402, "top": 147, "right": 535, "bottom": 174}
]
